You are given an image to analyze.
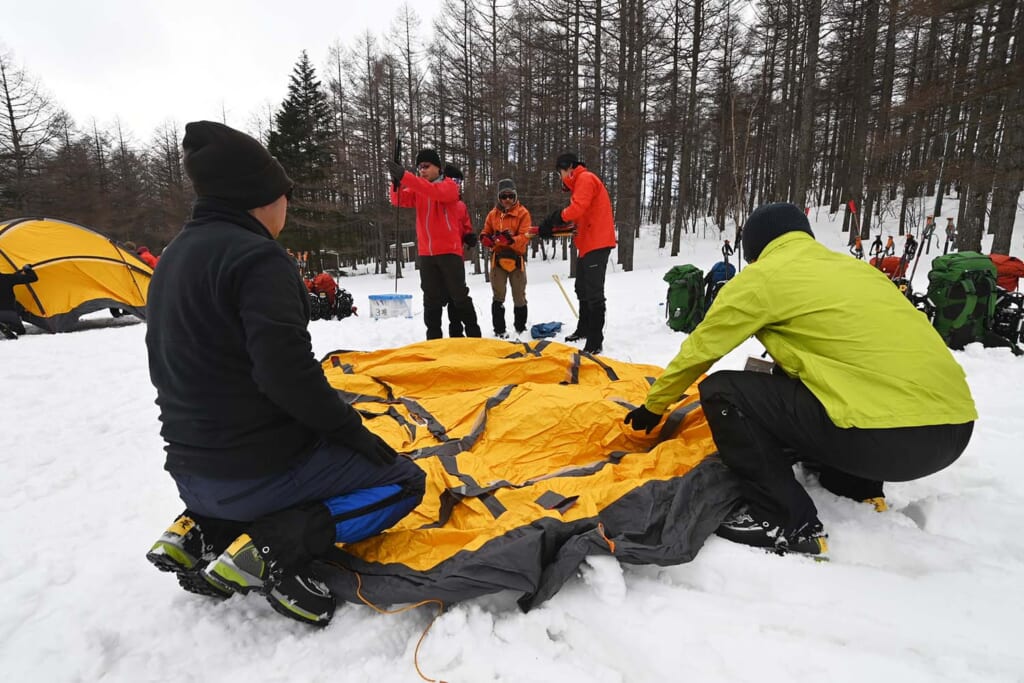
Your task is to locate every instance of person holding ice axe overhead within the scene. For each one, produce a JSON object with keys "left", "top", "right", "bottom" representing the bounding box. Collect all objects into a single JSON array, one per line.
[{"left": 535, "top": 152, "right": 617, "bottom": 354}]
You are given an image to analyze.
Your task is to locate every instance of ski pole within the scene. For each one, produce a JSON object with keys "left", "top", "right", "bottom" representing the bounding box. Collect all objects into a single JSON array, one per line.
[
  {"left": 552, "top": 274, "right": 579, "bottom": 319},
  {"left": 849, "top": 236, "right": 864, "bottom": 260},
  {"left": 869, "top": 235, "right": 885, "bottom": 271},
  {"left": 847, "top": 199, "right": 862, "bottom": 241},
  {"left": 910, "top": 219, "right": 935, "bottom": 282},
  {"left": 393, "top": 139, "right": 402, "bottom": 292},
  {"left": 894, "top": 234, "right": 917, "bottom": 280}
]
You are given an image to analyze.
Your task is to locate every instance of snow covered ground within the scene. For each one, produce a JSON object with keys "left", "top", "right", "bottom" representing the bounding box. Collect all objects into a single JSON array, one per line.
[{"left": 2, "top": 202, "right": 1023, "bottom": 682}]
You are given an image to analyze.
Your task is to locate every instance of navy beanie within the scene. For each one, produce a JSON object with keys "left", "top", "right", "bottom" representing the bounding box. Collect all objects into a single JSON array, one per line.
[
  {"left": 182, "top": 121, "right": 293, "bottom": 210},
  {"left": 741, "top": 203, "right": 814, "bottom": 262}
]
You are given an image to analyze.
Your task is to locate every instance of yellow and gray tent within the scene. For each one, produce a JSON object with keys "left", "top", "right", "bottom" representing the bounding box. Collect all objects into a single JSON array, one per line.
[
  {"left": 0, "top": 217, "right": 153, "bottom": 332},
  {"left": 318, "top": 339, "right": 741, "bottom": 610}
]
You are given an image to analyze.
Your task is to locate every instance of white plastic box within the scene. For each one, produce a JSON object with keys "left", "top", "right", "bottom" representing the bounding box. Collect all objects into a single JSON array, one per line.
[{"left": 368, "top": 293, "right": 414, "bottom": 320}]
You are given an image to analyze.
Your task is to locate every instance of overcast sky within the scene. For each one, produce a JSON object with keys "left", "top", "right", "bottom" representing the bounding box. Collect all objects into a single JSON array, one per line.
[{"left": 3, "top": 1, "right": 442, "bottom": 142}]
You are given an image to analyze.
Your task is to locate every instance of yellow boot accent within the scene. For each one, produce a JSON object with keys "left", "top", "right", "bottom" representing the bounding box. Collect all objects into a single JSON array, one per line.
[
  {"left": 225, "top": 533, "right": 253, "bottom": 554},
  {"left": 864, "top": 497, "right": 888, "bottom": 512}
]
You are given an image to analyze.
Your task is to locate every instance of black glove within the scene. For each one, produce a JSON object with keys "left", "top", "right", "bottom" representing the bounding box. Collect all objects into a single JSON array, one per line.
[
  {"left": 387, "top": 160, "right": 405, "bottom": 188},
  {"left": 537, "top": 209, "right": 564, "bottom": 239},
  {"left": 462, "top": 232, "right": 478, "bottom": 249},
  {"left": 623, "top": 405, "right": 663, "bottom": 434},
  {"left": 347, "top": 427, "right": 398, "bottom": 466}
]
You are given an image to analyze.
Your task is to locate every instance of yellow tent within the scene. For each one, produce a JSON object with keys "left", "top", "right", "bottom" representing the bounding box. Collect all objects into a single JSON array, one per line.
[
  {"left": 0, "top": 217, "right": 152, "bottom": 332},
  {"left": 317, "top": 339, "right": 740, "bottom": 609}
]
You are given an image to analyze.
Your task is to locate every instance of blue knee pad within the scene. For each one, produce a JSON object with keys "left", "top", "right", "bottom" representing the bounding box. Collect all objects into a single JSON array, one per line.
[{"left": 324, "top": 484, "right": 420, "bottom": 544}]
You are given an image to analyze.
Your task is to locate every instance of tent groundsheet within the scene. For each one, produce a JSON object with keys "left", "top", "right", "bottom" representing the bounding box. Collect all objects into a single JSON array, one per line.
[{"left": 317, "top": 339, "right": 741, "bottom": 609}]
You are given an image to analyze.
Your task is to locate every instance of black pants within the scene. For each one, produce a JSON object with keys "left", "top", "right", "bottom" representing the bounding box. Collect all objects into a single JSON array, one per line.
[
  {"left": 419, "top": 254, "right": 480, "bottom": 339},
  {"left": 572, "top": 247, "right": 611, "bottom": 344},
  {"left": 699, "top": 370, "right": 974, "bottom": 534},
  {"left": 0, "top": 309, "right": 26, "bottom": 335}
]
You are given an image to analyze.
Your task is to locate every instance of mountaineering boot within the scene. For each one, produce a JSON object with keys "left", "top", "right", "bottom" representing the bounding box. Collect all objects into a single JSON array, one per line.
[
  {"left": 146, "top": 513, "right": 235, "bottom": 599},
  {"left": 204, "top": 533, "right": 275, "bottom": 594},
  {"left": 458, "top": 300, "right": 483, "bottom": 338},
  {"left": 205, "top": 534, "right": 335, "bottom": 627},
  {"left": 513, "top": 305, "right": 528, "bottom": 334},
  {"left": 716, "top": 506, "right": 829, "bottom": 558},
  {"left": 424, "top": 305, "right": 444, "bottom": 340},
  {"left": 778, "top": 522, "right": 829, "bottom": 557},
  {"left": 265, "top": 567, "right": 336, "bottom": 628},
  {"left": 565, "top": 303, "right": 589, "bottom": 342},
  {"left": 491, "top": 300, "right": 507, "bottom": 337},
  {"left": 715, "top": 505, "right": 785, "bottom": 549},
  {"left": 582, "top": 305, "right": 605, "bottom": 354}
]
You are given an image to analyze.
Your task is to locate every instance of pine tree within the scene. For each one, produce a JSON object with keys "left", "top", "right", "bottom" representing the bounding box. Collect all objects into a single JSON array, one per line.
[{"left": 268, "top": 51, "right": 335, "bottom": 245}]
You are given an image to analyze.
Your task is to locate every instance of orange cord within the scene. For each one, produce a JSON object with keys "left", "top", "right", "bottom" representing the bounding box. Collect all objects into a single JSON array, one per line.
[
  {"left": 337, "top": 566, "right": 449, "bottom": 683},
  {"left": 596, "top": 522, "right": 616, "bottom": 554}
]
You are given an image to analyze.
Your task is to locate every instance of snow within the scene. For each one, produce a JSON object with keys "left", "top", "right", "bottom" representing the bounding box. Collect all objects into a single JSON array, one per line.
[{"left": 2, "top": 202, "right": 1023, "bottom": 682}]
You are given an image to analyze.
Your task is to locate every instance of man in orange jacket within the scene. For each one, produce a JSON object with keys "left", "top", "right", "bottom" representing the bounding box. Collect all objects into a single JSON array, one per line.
[{"left": 537, "top": 153, "right": 617, "bottom": 354}]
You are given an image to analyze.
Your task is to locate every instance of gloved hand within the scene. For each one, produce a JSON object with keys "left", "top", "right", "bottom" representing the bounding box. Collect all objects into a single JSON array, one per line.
[
  {"left": 623, "top": 405, "right": 663, "bottom": 434},
  {"left": 537, "top": 209, "right": 564, "bottom": 239},
  {"left": 347, "top": 427, "right": 398, "bottom": 466},
  {"left": 387, "top": 160, "right": 405, "bottom": 188},
  {"left": 496, "top": 230, "right": 514, "bottom": 246},
  {"left": 462, "top": 232, "right": 478, "bottom": 249},
  {"left": 480, "top": 233, "right": 495, "bottom": 249}
]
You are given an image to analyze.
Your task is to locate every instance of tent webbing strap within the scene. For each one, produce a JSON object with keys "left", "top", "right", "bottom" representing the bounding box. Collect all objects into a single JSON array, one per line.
[
  {"left": 407, "top": 384, "right": 516, "bottom": 460},
  {"left": 658, "top": 401, "right": 702, "bottom": 443}
]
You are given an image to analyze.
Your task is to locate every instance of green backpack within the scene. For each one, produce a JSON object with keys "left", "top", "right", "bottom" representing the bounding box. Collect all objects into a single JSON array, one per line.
[
  {"left": 926, "top": 251, "right": 998, "bottom": 349},
  {"left": 664, "top": 264, "right": 705, "bottom": 333}
]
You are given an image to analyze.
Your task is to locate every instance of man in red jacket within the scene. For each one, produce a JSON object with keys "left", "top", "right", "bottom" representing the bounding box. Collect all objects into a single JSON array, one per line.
[
  {"left": 388, "top": 149, "right": 481, "bottom": 339},
  {"left": 537, "top": 153, "right": 617, "bottom": 354}
]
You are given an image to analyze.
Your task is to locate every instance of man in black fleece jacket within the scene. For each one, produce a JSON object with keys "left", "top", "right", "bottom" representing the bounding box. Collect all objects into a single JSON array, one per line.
[{"left": 145, "top": 121, "right": 424, "bottom": 627}]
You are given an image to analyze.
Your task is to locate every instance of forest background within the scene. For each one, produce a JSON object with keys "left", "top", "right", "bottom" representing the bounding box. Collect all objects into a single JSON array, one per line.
[{"left": 2, "top": 0, "right": 1021, "bottom": 274}]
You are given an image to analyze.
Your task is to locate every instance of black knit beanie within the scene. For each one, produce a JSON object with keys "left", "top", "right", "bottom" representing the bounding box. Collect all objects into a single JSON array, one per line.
[
  {"left": 416, "top": 148, "right": 442, "bottom": 168},
  {"left": 496, "top": 178, "right": 516, "bottom": 197},
  {"left": 555, "top": 152, "right": 581, "bottom": 170},
  {"left": 182, "top": 121, "right": 293, "bottom": 210},
  {"left": 444, "top": 163, "right": 464, "bottom": 181},
  {"left": 741, "top": 202, "right": 814, "bottom": 262}
]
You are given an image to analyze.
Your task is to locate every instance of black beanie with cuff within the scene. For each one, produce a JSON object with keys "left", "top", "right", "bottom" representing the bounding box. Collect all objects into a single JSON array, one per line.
[
  {"left": 182, "top": 121, "right": 293, "bottom": 210},
  {"left": 741, "top": 202, "right": 814, "bottom": 262}
]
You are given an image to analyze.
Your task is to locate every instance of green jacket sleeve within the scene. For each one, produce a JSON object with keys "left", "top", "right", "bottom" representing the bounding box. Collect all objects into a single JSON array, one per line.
[{"left": 645, "top": 271, "right": 771, "bottom": 414}]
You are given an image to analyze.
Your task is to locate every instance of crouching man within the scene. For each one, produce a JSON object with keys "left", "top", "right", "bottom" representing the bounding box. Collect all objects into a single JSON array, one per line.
[
  {"left": 624, "top": 202, "right": 976, "bottom": 556},
  {"left": 145, "top": 121, "right": 424, "bottom": 626}
]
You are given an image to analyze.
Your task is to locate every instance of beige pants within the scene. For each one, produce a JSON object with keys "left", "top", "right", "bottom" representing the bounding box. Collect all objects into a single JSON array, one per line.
[{"left": 490, "top": 265, "right": 528, "bottom": 306}]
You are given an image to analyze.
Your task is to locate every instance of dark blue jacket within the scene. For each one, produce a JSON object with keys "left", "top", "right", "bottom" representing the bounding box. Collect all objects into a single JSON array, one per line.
[{"left": 146, "top": 198, "right": 364, "bottom": 478}]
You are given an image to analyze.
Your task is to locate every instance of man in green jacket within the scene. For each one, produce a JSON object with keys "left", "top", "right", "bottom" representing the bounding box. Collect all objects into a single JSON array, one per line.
[{"left": 624, "top": 202, "right": 976, "bottom": 556}]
